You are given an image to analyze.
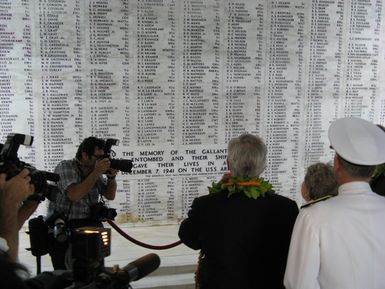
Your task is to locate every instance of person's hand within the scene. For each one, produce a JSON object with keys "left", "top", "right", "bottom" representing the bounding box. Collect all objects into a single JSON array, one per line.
[
  {"left": 0, "top": 173, "right": 6, "bottom": 189},
  {"left": 0, "top": 169, "right": 34, "bottom": 207},
  {"left": 94, "top": 158, "right": 111, "bottom": 176},
  {"left": 106, "top": 168, "right": 118, "bottom": 180}
]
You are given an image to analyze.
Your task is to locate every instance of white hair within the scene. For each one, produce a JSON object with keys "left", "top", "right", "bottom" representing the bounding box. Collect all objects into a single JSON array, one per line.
[{"left": 227, "top": 134, "right": 267, "bottom": 177}]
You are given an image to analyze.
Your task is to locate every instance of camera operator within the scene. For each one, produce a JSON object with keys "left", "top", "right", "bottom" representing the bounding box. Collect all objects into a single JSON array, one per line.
[
  {"left": 0, "top": 169, "right": 37, "bottom": 289},
  {"left": 0, "top": 168, "right": 35, "bottom": 261},
  {"left": 47, "top": 137, "right": 118, "bottom": 270}
]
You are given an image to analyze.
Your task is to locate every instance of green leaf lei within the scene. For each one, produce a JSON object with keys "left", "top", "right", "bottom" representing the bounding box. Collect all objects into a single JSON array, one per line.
[{"left": 208, "top": 176, "right": 274, "bottom": 200}]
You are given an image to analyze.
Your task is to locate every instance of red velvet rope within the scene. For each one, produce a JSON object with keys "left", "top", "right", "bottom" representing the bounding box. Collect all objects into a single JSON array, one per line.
[{"left": 107, "top": 220, "right": 182, "bottom": 250}]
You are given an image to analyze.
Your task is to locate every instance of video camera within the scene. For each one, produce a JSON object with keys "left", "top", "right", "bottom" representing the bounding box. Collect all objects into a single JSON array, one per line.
[
  {"left": 28, "top": 208, "right": 116, "bottom": 259},
  {"left": 0, "top": 133, "right": 60, "bottom": 202},
  {"left": 90, "top": 202, "right": 117, "bottom": 222},
  {"left": 104, "top": 138, "right": 133, "bottom": 173},
  {"left": 27, "top": 224, "right": 161, "bottom": 289}
]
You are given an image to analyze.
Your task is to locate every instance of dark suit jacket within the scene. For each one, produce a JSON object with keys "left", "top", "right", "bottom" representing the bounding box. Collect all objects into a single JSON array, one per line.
[
  {"left": 178, "top": 191, "right": 299, "bottom": 289},
  {"left": 371, "top": 173, "right": 385, "bottom": 196}
]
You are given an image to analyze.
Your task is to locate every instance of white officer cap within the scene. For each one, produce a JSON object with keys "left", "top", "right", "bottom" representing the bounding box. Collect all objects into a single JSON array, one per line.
[{"left": 328, "top": 117, "right": 385, "bottom": 165}]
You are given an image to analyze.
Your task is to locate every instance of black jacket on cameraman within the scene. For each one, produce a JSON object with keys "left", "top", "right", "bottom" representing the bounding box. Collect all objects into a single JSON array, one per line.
[
  {"left": 0, "top": 252, "right": 72, "bottom": 289},
  {"left": 0, "top": 253, "right": 28, "bottom": 289}
]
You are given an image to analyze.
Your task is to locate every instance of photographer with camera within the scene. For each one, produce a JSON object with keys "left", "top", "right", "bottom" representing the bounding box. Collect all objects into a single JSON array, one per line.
[
  {"left": 0, "top": 162, "right": 157, "bottom": 289},
  {"left": 47, "top": 137, "right": 119, "bottom": 270},
  {"left": 0, "top": 168, "right": 36, "bottom": 289},
  {"left": 0, "top": 168, "right": 35, "bottom": 261}
]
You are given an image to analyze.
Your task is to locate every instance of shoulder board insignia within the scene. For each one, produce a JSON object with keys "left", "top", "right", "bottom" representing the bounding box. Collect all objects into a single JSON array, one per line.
[{"left": 301, "top": 195, "right": 334, "bottom": 209}]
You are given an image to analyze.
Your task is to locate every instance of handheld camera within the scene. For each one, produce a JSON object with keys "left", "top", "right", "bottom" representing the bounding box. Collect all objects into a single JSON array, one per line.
[
  {"left": 0, "top": 133, "right": 60, "bottom": 201},
  {"left": 104, "top": 139, "right": 133, "bottom": 173}
]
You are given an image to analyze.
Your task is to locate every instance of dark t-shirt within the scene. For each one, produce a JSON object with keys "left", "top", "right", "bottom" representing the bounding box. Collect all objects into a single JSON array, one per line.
[{"left": 0, "top": 253, "right": 29, "bottom": 289}]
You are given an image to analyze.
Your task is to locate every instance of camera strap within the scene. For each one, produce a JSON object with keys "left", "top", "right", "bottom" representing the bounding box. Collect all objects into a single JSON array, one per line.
[
  {"left": 99, "top": 194, "right": 106, "bottom": 204},
  {"left": 66, "top": 203, "right": 73, "bottom": 220}
]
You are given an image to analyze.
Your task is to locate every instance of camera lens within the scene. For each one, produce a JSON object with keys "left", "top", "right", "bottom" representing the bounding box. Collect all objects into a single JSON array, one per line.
[
  {"left": 110, "top": 159, "right": 133, "bottom": 173},
  {"left": 53, "top": 218, "right": 68, "bottom": 243}
]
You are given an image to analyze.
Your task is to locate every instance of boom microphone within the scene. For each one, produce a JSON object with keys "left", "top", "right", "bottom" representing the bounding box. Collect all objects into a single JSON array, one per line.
[{"left": 119, "top": 253, "right": 161, "bottom": 282}]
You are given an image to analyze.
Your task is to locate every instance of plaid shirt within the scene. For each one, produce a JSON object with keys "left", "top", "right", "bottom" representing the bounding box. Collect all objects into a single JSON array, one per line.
[{"left": 48, "top": 159, "right": 108, "bottom": 220}]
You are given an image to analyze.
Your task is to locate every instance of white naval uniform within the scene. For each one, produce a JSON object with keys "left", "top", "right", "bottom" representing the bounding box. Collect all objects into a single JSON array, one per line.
[{"left": 284, "top": 181, "right": 385, "bottom": 289}]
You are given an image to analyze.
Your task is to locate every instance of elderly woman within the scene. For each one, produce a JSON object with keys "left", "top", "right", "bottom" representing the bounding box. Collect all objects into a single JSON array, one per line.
[
  {"left": 178, "top": 133, "right": 299, "bottom": 289},
  {"left": 301, "top": 162, "right": 338, "bottom": 207}
]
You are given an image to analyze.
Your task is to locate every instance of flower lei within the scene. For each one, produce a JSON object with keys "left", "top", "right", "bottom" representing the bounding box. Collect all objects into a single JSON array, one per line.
[{"left": 208, "top": 176, "right": 274, "bottom": 199}]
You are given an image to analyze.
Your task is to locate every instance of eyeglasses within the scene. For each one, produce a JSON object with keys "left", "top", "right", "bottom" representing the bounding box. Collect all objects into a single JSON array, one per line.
[{"left": 92, "top": 155, "right": 104, "bottom": 160}]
